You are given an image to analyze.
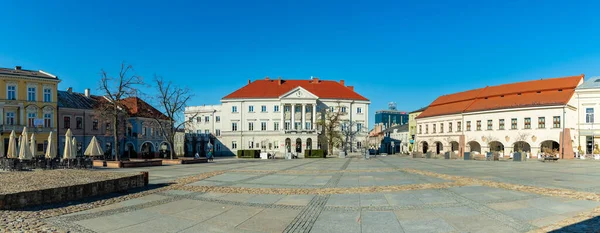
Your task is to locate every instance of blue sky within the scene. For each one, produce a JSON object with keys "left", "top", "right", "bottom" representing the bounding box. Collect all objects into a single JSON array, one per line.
[{"left": 2, "top": 0, "right": 600, "bottom": 127}]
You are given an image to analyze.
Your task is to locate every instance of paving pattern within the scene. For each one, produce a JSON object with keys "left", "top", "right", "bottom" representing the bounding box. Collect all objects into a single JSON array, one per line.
[{"left": 17, "top": 156, "right": 600, "bottom": 232}]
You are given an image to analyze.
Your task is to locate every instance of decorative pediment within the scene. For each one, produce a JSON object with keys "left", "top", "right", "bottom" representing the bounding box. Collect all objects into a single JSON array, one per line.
[
  {"left": 279, "top": 87, "right": 318, "bottom": 100},
  {"left": 25, "top": 105, "right": 39, "bottom": 112}
]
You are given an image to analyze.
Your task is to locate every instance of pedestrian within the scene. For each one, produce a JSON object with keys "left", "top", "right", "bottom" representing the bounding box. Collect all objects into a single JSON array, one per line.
[{"left": 194, "top": 152, "right": 199, "bottom": 159}]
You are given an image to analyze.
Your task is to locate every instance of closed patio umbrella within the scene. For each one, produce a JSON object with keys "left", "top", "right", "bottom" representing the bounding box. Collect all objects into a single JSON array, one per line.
[
  {"left": 45, "top": 131, "right": 56, "bottom": 159},
  {"left": 72, "top": 137, "right": 78, "bottom": 158},
  {"left": 84, "top": 136, "right": 104, "bottom": 157},
  {"left": 63, "top": 129, "right": 74, "bottom": 159},
  {"left": 19, "top": 127, "right": 33, "bottom": 160},
  {"left": 30, "top": 132, "right": 36, "bottom": 158},
  {"left": 6, "top": 130, "right": 17, "bottom": 158}
]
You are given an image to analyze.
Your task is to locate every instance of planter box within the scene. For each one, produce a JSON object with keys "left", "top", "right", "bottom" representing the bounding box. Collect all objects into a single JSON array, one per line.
[
  {"left": 339, "top": 151, "right": 346, "bottom": 158},
  {"left": 513, "top": 152, "right": 522, "bottom": 161},
  {"left": 95, "top": 159, "right": 163, "bottom": 168},
  {"left": 161, "top": 158, "right": 208, "bottom": 165},
  {"left": 0, "top": 173, "right": 146, "bottom": 210},
  {"left": 464, "top": 152, "right": 471, "bottom": 160}
]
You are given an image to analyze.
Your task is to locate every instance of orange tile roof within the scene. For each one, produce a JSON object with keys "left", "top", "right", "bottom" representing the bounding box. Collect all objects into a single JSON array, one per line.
[
  {"left": 121, "top": 97, "right": 170, "bottom": 120},
  {"left": 223, "top": 78, "right": 369, "bottom": 101},
  {"left": 416, "top": 74, "right": 584, "bottom": 119}
]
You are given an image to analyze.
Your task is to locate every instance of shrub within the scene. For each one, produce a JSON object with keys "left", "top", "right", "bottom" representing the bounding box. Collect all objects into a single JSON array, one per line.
[
  {"left": 237, "top": 149, "right": 261, "bottom": 158},
  {"left": 304, "top": 149, "right": 325, "bottom": 158}
]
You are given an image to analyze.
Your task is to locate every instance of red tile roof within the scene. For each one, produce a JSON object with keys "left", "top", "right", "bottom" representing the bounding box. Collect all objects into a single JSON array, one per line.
[
  {"left": 416, "top": 74, "right": 584, "bottom": 119},
  {"left": 223, "top": 78, "right": 369, "bottom": 101},
  {"left": 121, "top": 97, "right": 170, "bottom": 120}
]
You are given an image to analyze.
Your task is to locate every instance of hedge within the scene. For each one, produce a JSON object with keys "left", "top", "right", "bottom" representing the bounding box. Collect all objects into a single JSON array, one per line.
[
  {"left": 237, "top": 149, "right": 261, "bottom": 158},
  {"left": 304, "top": 149, "right": 325, "bottom": 158}
]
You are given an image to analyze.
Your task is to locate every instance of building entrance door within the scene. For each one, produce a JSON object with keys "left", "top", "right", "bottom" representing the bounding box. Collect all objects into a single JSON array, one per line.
[{"left": 587, "top": 136, "right": 593, "bottom": 154}]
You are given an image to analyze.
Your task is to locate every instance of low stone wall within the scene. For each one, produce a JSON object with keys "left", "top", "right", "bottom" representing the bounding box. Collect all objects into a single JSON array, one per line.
[
  {"left": 0, "top": 172, "right": 147, "bottom": 210},
  {"left": 161, "top": 158, "right": 208, "bottom": 165},
  {"left": 93, "top": 160, "right": 163, "bottom": 168}
]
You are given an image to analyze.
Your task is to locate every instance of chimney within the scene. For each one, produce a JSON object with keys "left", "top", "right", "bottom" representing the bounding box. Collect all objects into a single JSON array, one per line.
[
  {"left": 278, "top": 77, "right": 282, "bottom": 85},
  {"left": 312, "top": 77, "right": 319, "bottom": 83},
  {"left": 340, "top": 80, "right": 345, "bottom": 85},
  {"left": 67, "top": 87, "right": 72, "bottom": 93},
  {"left": 15, "top": 66, "right": 21, "bottom": 70},
  {"left": 84, "top": 88, "right": 90, "bottom": 97},
  {"left": 265, "top": 76, "right": 270, "bottom": 80},
  {"left": 248, "top": 79, "right": 252, "bottom": 84},
  {"left": 347, "top": 86, "right": 354, "bottom": 91}
]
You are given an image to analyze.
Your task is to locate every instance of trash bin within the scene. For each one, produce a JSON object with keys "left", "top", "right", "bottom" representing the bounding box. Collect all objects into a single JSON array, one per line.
[
  {"left": 464, "top": 152, "right": 471, "bottom": 160},
  {"left": 444, "top": 152, "right": 450, "bottom": 159},
  {"left": 513, "top": 152, "right": 522, "bottom": 161}
]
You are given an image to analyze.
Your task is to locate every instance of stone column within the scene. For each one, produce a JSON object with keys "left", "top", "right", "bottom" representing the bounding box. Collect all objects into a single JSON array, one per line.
[
  {"left": 301, "top": 104, "right": 306, "bottom": 130},
  {"left": 312, "top": 104, "right": 316, "bottom": 130},
  {"left": 280, "top": 104, "right": 284, "bottom": 131},
  {"left": 291, "top": 104, "right": 295, "bottom": 130},
  {"left": 19, "top": 106, "right": 24, "bottom": 126},
  {"left": 0, "top": 108, "right": 4, "bottom": 125}
]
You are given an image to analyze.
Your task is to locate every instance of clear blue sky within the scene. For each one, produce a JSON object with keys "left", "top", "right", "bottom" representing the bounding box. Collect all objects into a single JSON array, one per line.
[{"left": 2, "top": 0, "right": 600, "bottom": 127}]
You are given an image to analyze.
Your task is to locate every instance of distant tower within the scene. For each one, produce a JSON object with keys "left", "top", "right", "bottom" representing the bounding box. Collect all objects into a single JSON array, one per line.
[{"left": 388, "top": 102, "right": 397, "bottom": 111}]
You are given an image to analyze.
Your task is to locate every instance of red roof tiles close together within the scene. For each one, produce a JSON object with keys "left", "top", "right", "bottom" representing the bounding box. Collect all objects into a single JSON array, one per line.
[
  {"left": 120, "top": 97, "right": 170, "bottom": 120},
  {"left": 223, "top": 79, "right": 369, "bottom": 101},
  {"left": 417, "top": 75, "right": 584, "bottom": 119}
]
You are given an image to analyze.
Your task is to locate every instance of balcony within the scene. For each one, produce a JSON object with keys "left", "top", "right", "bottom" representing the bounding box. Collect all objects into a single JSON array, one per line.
[
  {"left": 284, "top": 128, "right": 317, "bottom": 134},
  {"left": 1, "top": 125, "right": 54, "bottom": 133}
]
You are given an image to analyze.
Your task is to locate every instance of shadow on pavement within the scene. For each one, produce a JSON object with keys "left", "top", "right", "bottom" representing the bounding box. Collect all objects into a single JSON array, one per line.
[{"left": 549, "top": 216, "right": 600, "bottom": 232}]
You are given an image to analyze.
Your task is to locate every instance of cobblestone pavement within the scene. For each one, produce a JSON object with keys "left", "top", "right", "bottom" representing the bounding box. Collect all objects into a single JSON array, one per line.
[{"left": 5, "top": 156, "right": 600, "bottom": 232}]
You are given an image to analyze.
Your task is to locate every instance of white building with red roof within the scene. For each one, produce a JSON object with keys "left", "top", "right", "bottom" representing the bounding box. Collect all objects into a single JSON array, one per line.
[
  {"left": 185, "top": 77, "right": 370, "bottom": 157},
  {"left": 415, "top": 74, "right": 584, "bottom": 159}
]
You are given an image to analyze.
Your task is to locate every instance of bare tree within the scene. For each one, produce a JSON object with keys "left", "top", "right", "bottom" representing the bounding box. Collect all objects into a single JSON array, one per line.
[
  {"left": 317, "top": 103, "right": 344, "bottom": 154},
  {"left": 97, "top": 62, "right": 143, "bottom": 161},
  {"left": 513, "top": 132, "right": 530, "bottom": 152},
  {"left": 152, "top": 75, "right": 198, "bottom": 159},
  {"left": 340, "top": 120, "right": 365, "bottom": 154}
]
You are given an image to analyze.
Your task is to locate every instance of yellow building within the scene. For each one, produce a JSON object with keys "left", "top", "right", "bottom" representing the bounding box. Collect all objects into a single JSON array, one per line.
[
  {"left": 0, "top": 66, "right": 60, "bottom": 157},
  {"left": 408, "top": 106, "right": 427, "bottom": 151}
]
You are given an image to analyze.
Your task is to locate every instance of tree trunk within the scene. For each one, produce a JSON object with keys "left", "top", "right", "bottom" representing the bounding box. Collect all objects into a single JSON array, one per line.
[{"left": 113, "top": 111, "right": 119, "bottom": 161}]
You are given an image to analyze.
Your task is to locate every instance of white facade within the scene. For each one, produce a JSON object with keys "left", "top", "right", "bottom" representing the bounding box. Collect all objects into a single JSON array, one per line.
[
  {"left": 575, "top": 79, "right": 600, "bottom": 155},
  {"left": 186, "top": 86, "right": 370, "bottom": 157}
]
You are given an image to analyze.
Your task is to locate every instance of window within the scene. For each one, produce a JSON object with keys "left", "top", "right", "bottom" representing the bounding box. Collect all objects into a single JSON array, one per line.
[
  {"left": 215, "top": 129, "right": 221, "bottom": 136},
  {"left": 553, "top": 116, "right": 561, "bottom": 128},
  {"left": 511, "top": 118, "right": 517, "bottom": 129},
  {"left": 499, "top": 119, "right": 505, "bottom": 130},
  {"left": 205, "top": 116, "right": 209, "bottom": 122},
  {"left": 274, "top": 122, "right": 280, "bottom": 131},
  {"left": 433, "top": 124, "right": 436, "bottom": 133},
  {"left": 440, "top": 123, "right": 444, "bottom": 133},
  {"left": 538, "top": 117, "right": 545, "bottom": 129},
  {"left": 27, "top": 86, "right": 36, "bottom": 101},
  {"left": 285, "top": 122, "right": 290, "bottom": 130},
  {"left": 295, "top": 122, "right": 301, "bottom": 130},
  {"left": 6, "top": 112, "right": 15, "bottom": 125},
  {"left": 285, "top": 105, "right": 291, "bottom": 112},
  {"left": 248, "top": 105, "right": 254, "bottom": 112},
  {"left": 341, "top": 107, "right": 347, "bottom": 113},
  {"left": 63, "top": 117, "right": 70, "bottom": 129},
  {"left": 357, "top": 123, "right": 362, "bottom": 132},
  {"left": 92, "top": 119, "right": 98, "bottom": 130},
  {"left": 274, "top": 105, "right": 280, "bottom": 112},
  {"left": 341, "top": 123, "right": 347, "bottom": 132},
  {"left": 232, "top": 106, "right": 238, "bottom": 113},
  {"left": 487, "top": 120, "right": 492, "bottom": 130},
  {"left": 261, "top": 122, "right": 267, "bottom": 131},
  {"left": 425, "top": 125, "right": 429, "bottom": 134},
  {"left": 106, "top": 122, "right": 111, "bottom": 130},
  {"left": 357, "top": 107, "right": 362, "bottom": 114},
  {"left": 232, "top": 122, "right": 238, "bottom": 131},
  {"left": 524, "top": 118, "right": 531, "bottom": 129},
  {"left": 248, "top": 140, "right": 254, "bottom": 149},
  {"left": 142, "top": 127, "right": 147, "bottom": 136},
  {"left": 37, "top": 143, "right": 44, "bottom": 152},
  {"left": 248, "top": 122, "right": 254, "bottom": 131},
  {"left": 28, "top": 112, "right": 36, "bottom": 127},
  {"left": 232, "top": 141, "right": 237, "bottom": 149},
  {"left": 261, "top": 105, "right": 267, "bottom": 112},
  {"left": 449, "top": 122, "right": 452, "bottom": 132},
  {"left": 476, "top": 120, "right": 481, "bottom": 131},
  {"left": 586, "top": 108, "right": 594, "bottom": 123},
  {"left": 7, "top": 85, "right": 16, "bottom": 100},
  {"left": 216, "top": 143, "right": 221, "bottom": 151},
  {"left": 357, "top": 141, "right": 362, "bottom": 148},
  {"left": 216, "top": 116, "right": 220, "bottom": 122},
  {"left": 329, "top": 106, "right": 334, "bottom": 112},
  {"left": 419, "top": 125, "right": 422, "bottom": 134},
  {"left": 44, "top": 113, "right": 52, "bottom": 128},
  {"left": 466, "top": 121, "right": 471, "bottom": 131},
  {"left": 43, "top": 88, "right": 51, "bottom": 102},
  {"left": 295, "top": 106, "right": 301, "bottom": 112},
  {"left": 196, "top": 130, "right": 201, "bottom": 134},
  {"left": 205, "top": 129, "right": 209, "bottom": 134},
  {"left": 274, "top": 141, "right": 279, "bottom": 149},
  {"left": 196, "top": 116, "right": 201, "bottom": 123},
  {"left": 305, "top": 105, "right": 311, "bottom": 112},
  {"left": 457, "top": 121, "right": 462, "bottom": 131},
  {"left": 306, "top": 122, "right": 312, "bottom": 130},
  {"left": 76, "top": 117, "right": 83, "bottom": 129},
  {"left": 150, "top": 128, "right": 154, "bottom": 136}
]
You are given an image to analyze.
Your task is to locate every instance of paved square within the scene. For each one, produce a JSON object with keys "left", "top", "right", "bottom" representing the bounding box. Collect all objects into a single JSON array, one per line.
[{"left": 44, "top": 156, "right": 600, "bottom": 232}]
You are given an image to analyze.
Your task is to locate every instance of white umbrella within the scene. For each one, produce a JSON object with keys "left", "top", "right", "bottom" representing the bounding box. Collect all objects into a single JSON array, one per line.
[
  {"left": 30, "top": 132, "right": 36, "bottom": 158},
  {"left": 72, "top": 137, "right": 78, "bottom": 158},
  {"left": 6, "top": 130, "right": 17, "bottom": 158},
  {"left": 18, "top": 127, "right": 33, "bottom": 160},
  {"left": 84, "top": 136, "right": 104, "bottom": 157},
  {"left": 45, "top": 131, "right": 56, "bottom": 159},
  {"left": 63, "top": 129, "right": 73, "bottom": 159}
]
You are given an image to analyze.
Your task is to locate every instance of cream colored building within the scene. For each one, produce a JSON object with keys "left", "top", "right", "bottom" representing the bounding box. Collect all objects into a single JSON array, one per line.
[
  {"left": 575, "top": 77, "right": 600, "bottom": 155},
  {"left": 186, "top": 77, "right": 370, "bottom": 157},
  {"left": 415, "top": 75, "right": 583, "bottom": 159},
  {"left": 408, "top": 107, "right": 426, "bottom": 152}
]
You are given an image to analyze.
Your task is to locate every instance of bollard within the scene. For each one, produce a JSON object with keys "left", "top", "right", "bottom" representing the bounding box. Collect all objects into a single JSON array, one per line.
[{"left": 141, "top": 171, "right": 149, "bottom": 186}]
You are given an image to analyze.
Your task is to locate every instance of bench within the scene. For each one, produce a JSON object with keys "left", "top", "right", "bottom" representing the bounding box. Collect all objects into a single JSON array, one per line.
[{"left": 542, "top": 156, "right": 559, "bottom": 162}]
